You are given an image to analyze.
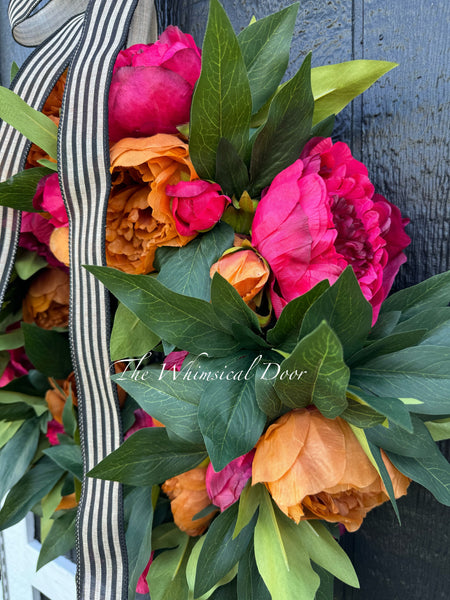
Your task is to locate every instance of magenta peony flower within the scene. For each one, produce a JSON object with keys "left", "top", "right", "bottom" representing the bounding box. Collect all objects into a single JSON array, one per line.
[
  {"left": 46, "top": 419, "right": 65, "bottom": 446},
  {"left": 124, "top": 409, "right": 156, "bottom": 440},
  {"left": 166, "top": 180, "right": 231, "bottom": 236},
  {"left": 205, "top": 450, "right": 255, "bottom": 512},
  {"left": 34, "top": 173, "right": 68, "bottom": 228},
  {"left": 0, "top": 346, "right": 32, "bottom": 387},
  {"left": 163, "top": 350, "right": 189, "bottom": 372},
  {"left": 136, "top": 553, "right": 154, "bottom": 595},
  {"left": 252, "top": 138, "right": 410, "bottom": 322},
  {"left": 108, "top": 26, "right": 201, "bottom": 142}
]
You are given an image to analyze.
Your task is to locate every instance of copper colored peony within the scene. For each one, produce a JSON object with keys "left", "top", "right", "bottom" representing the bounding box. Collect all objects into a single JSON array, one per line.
[
  {"left": 45, "top": 373, "right": 77, "bottom": 424},
  {"left": 210, "top": 245, "right": 270, "bottom": 305},
  {"left": 252, "top": 138, "right": 410, "bottom": 323},
  {"left": 106, "top": 134, "right": 197, "bottom": 274},
  {"left": 108, "top": 27, "right": 201, "bottom": 142},
  {"left": 167, "top": 180, "right": 231, "bottom": 236},
  {"left": 22, "top": 268, "right": 70, "bottom": 329},
  {"left": 162, "top": 466, "right": 217, "bottom": 536},
  {"left": 252, "top": 408, "right": 410, "bottom": 532}
]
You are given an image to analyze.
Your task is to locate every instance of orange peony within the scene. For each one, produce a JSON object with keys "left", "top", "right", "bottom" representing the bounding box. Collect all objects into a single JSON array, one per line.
[
  {"left": 252, "top": 408, "right": 410, "bottom": 532},
  {"left": 106, "top": 134, "right": 198, "bottom": 274},
  {"left": 22, "top": 267, "right": 70, "bottom": 329},
  {"left": 162, "top": 466, "right": 217, "bottom": 536},
  {"left": 210, "top": 240, "right": 270, "bottom": 306}
]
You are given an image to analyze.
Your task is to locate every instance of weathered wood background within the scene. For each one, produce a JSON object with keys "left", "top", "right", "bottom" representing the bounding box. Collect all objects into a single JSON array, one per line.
[{"left": 178, "top": 1, "right": 450, "bottom": 599}]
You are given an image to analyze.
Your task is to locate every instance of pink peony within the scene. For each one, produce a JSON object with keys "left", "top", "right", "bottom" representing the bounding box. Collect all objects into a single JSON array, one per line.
[
  {"left": 33, "top": 173, "right": 68, "bottom": 228},
  {"left": 205, "top": 450, "right": 255, "bottom": 512},
  {"left": 0, "top": 346, "right": 32, "bottom": 387},
  {"left": 136, "top": 553, "right": 154, "bottom": 595},
  {"left": 163, "top": 350, "right": 189, "bottom": 372},
  {"left": 124, "top": 409, "right": 156, "bottom": 440},
  {"left": 252, "top": 138, "right": 410, "bottom": 322},
  {"left": 46, "top": 419, "right": 65, "bottom": 446},
  {"left": 108, "top": 26, "right": 201, "bottom": 142},
  {"left": 167, "top": 180, "right": 231, "bottom": 236}
]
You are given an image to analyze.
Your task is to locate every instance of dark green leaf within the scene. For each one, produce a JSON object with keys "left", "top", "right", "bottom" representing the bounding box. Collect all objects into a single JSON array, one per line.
[
  {"left": 237, "top": 4, "right": 298, "bottom": 113},
  {"left": 0, "top": 328, "right": 24, "bottom": 351},
  {"left": 0, "top": 456, "right": 63, "bottom": 530},
  {"left": 340, "top": 397, "right": 386, "bottom": 428},
  {"left": 274, "top": 322, "right": 349, "bottom": 419},
  {"left": 156, "top": 222, "right": 234, "bottom": 302},
  {"left": 22, "top": 323, "right": 72, "bottom": 378},
  {"left": 125, "top": 486, "right": 154, "bottom": 600},
  {"left": 85, "top": 266, "right": 241, "bottom": 357},
  {"left": 254, "top": 360, "right": 285, "bottom": 420},
  {"left": 366, "top": 415, "right": 440, "bottom": 459},
  {"left": 351, "top": 346, "right": 450, "bottom": 415},
  {"left": 421, "top": 319, "right": 450, "bottom": 346},
  {"left": 62, "top": 394, "right": 77, "bottom": 437},
  {"left": 0, "top": 402, "right": 35, "bottom": 420},
  {"left": 393, "top": 307, "right": 450, "bottom": 334},
  {"left": 215, "top": 138, "right": 250, "bottom": 198},
  {"left": 198, "top": 353, "right": 266, "bottom": 471},
  {"left": 380, "top": 270, "right": 450, "bottom": 319},
  {"left": 266, "top": 280, "right": 329, "bottom": 352},
  {"left": 209, "top": 577, "right": 238, "bottom": 600},
  {"left": 347, "top": 329, "right": 427, "bottom": 367},
  {"left": 195, "top": 503, "right": 256, "bottom": 597},
  {"left": 43, "top": 443, "right": 83, "bottom": 480},
  {"left": 300, "top": 267, "right": 373, "bottom": 361},
  {"left": 189, "top": 0, "right": 252, "bottom": 180},
  {"left": 0, "top": 387, "right": 47, "bottom": 415},
  {"left": 367, "top": 441, "right": 400, "bottom": 523},
  {"left": 348, "top": 390, "right": 413, "bottom": 432},
  {"left": 0, "top": 87, "right": 58, "bottom": 158},
  {"left": 249, "top": 53, "right": 313, "bottom": 196},
  {"left": 237, "top": 542, "right": 271, "bottom": 600},
  {"left": 87, "top": 427, "right": 207, "bottom": 486},
  {"left": 386, "top": 450, "right": 450, "bottom": 506},
  {"left": 211, "top": 272, "right": 261, "bottom": 335},
  {"left": 15, "top": 248, "right": 47, "bottom": 280},
  {"left": 110, "top": 301, "right": 160, "bottom": 361},
  {"left": 0, "top": 418, "right": 40, "bottom": 501},
  {"left": 311, "top": 60, "right": 397, "bottom": 125},
  {"left": 112, "top": 367, "right": 204, "bottom": 444},
  {"left": 311, "top": 114, "right": 335, "bottom": 138},
  {"left": 368, "top": 310, "right": 401, "bottom": 340},
  {"left": 0, "top": 167, "right": 53, "bottom": 212},
  {"left": 36, "top": 508, "right": 76, "bottom": 570}
]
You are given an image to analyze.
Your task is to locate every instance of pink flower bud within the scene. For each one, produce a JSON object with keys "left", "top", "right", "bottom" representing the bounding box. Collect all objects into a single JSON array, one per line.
[{"left": 205, "top": 450, "right": 255, "bottom": 512}]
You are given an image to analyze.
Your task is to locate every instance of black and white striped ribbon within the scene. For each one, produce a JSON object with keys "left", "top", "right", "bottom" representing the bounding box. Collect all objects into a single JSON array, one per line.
[{"left": 0, "top": 1, "right": 157, "bottom": 598}]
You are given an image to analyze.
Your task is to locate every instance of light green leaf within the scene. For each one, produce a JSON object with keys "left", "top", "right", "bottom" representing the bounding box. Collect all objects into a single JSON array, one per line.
[
  {"left": 10, "top": 62, "right": 19, "bottom": 82},
  {"left": 425, "top": 418, "right": 450, "bottom": 442},
  {"left": 0, "top": 167, "right": 54, "bottom": 212},
  {"left": 0, "top": 420, "right": 24, "bottom": 450},
  {"left": 37, "top": 158, "right": 58, "bottom": 171},
  {"left": 233, "top": 481, "right": 265, "bottom": 539},
  {"left": 15, "top": 248, "right": 48, "bottom": 280},
  {"left": 0, "top": 390, "right": 48, "bottom": 416},
  {"left": 40, "top": 476, "right": 65, "bottom": 541},
  {"left": 0, "top": 87, "right": 58, "bottom": 158},
  {"left": 147, "top": 530, "right": 192, "bottom": 600},
  {"left": 155, "top": 222, "right": 234, "bottom": 302},
  {"left": 189, "top": 0, "right": 252, "bottom": 180},
  {"left": 348, "top": 424, "right": 381, "bottom": 475},
  {"left": 110, "top": 302, "right": 160, "bottom": 361},
  {"left": 311, "top": 60, "right": 397, "bottom": 125},
  {"left": 237, "top": 3, "right": 299, "bottom": 113},
  {"left": 0, "top": 328, "right": 24, "bottom": 351}
]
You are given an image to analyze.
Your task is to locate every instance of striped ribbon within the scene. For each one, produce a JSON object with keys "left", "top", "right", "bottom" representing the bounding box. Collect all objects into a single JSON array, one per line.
[{"left": 0, "top": 1, "right": 157, "bottom": 598}]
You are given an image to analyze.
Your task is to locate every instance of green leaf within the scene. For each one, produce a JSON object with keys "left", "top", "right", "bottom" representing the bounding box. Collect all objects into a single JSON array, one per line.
[
  {"left": 237, "top": 3, "right": 299, "bottom": 114},
  {"left": 233, "top": 482, "right": 264, "bottom": 539},
  {"left": 249, "top": 53, "right": 313, "bottom": 196},
  {"left": 0, "top": 418, "right": 40, "bottom": 501},
  {"left": 386, "top": 450, "right": 450, "bottom": 506},
  {"left": 189, "top": 0, "right": 252, "bottom": 180},
  {"left": 147, "top": 529, "right": 192, "bottom": 600},
  {"left": 15, "top": 248, "right": 48, "bottom": 280},
  {"left": 36, "top": 508, "right": 76, "bottom": 571},
  {"left": 215, "top": 138, "right": 250, "bottom": 198},
  {"left": 0, "top": 402, "right": 35, "bottom": 420},
  {"left": 380, "top": 270, "right": 450, "bottom": 319},
  {"left": 0, "top": 87, "right": 58, "bottom": 158},
  {"left": 87, "top": 427, "right": 207, "bottom": 486},
  {"left": 254, "top": 363, "right": 285, "bottom": 420},
  {"left": 195, "top": 503, "right": 256, "bottom": 597},
  {"left": 299, "top": 267, "right": 373, "bottom": 361},
  {"left": 368, "top": 310, "right": 401, "bottom": 340},
  {"left": 0, "top": 456, "right": 63, "bottom": 530},
  {"left": 298, "top": 521, "right": 359, "bottom": 587},
  {"left": 274, "top": 321, "right": 350, "bottom": 419},
  {"left": 393, "top": 307, "right": 450, "bottom": 335},
  {"left": 311, "top": 114, "right": 335, "bottom": 138},
  {"left": 0, "top": 419, "right": 24, "bottom": 450},
  {"left": 112, "top": 367, "right": 204, "bottom": 444},
  {"left": 312, "top": 564, "right": 334, "bottom": 600},
  {"left": 110, "top": 302, "right": 160, "bottom": 361},
  {"left": 62, "top": 393, "right": 77, "bottom": 437},
  {"left": 347, "top": 329, "right": 427, "bottom": 367},
  {"left": 0, "top": 328, "right": 24, "bottom": 351},
  {"left": 425, "top": 418, "right": 450, "bottom": 442},
  {"left": 311, "top": 60, "right": 397, "bottom": 125},
  {"left": 351, "top": 346, "right": 450, "bottom": 415},
  {"left": 0, "top": 167, "right": 54, "bottom": 212},
  {"left": 155, "top": 222, "right": 234, "bottom": 302},
  {"left": 340, "top": 396, "right": 386, "bottom": 428},
  {"left": 198, "top": 353, "right": 266, "bottom": 470},
  {"left": 0, "top": 389, "right": 48, "bottom": 416},
  {"left": 367, "top": 441, "right": 401, "bottom": 523},
  {"left": 10, "top": 61, "right": 19, "bottom": 82},
  {"left": 211, "top": 272, "right": 261, "bottom": 335},
  {"left": 237, "top": 542, "right": 271, "bottom": 600},
  {"left": 22, "top": 323, "right": 72, "bottom": 378},
  {"left": 43, "top": 443, "right": 83, "bottom": 480},
  {"left": 86, "top": 266, "right": 240, "bottom": 358},
  {"left": 125, "top": 486, "right": 154, "bottom": 600},
  {"left": 37, "top": 158, "right": 58, "bottom": 171},
  {"left": 254, "top": 490, "right": 319, "bottom": 600},
  {"left": 420, "top": 319, "right": 450, "bottom": 347},
  {"left": 266, "top": 280, "right": 329, "bottom": 352},
  {"left": 366, "top": 415, "right": 441, "bottom": 459},
  {"left": 347, "top": 390, "right": 413, "bottom": 432}
]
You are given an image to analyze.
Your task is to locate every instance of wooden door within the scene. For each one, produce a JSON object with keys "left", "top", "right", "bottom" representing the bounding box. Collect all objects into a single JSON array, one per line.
[{"left": 178, "top": 1, "right": 450, "bottom": 598}]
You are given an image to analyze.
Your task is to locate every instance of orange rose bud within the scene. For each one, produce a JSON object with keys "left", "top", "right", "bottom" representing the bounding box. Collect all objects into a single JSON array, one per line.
[
  {"left": 45, "top": 374, "right": 77, "bottom": 424},
  {"left": 22, "top": 267, "right": 70, "bottom": 329},
  {"left": 162, "top": 466, "right": 217, "bottom": 536},
  {"left": 252, "top": 408, "right": 410, "bottom": 532},
  {"left": 210, "top": 246, "right": 270, "bottom": 305},
  {"left": 55, "top": 493, "right": 78, "bottom": 511},
  {"left": 106, "top": 134, "right": 197, "bottom": 274}
]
